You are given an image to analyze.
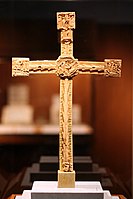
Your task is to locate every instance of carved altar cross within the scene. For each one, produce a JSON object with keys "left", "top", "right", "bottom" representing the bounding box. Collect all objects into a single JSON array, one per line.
[{"left": 12, "top": 12, "right": 121, "bottom": 188}]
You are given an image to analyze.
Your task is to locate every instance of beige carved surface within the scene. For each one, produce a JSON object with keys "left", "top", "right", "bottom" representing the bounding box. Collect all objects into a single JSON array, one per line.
[
  {"left": 12, "top": 58, "right": 30, "bottom": 76},
  {"left": 57, "top": 12, "right": 75, "bottom": 58},
  {"left": 57, "top": 12, "right": 75, "bottom": 30},
  {"left": 12, "top": 58, "right": 57, "bottom": 76},
  {"left": 29, "top": 60, "right": 56, "bottom": 74},
  {"left": 12, "top": 58, "right": 122, "bottom": 79},
  {"left": 56, "top": 56, "right": 78, "bottom": 79},
  {"left": 104, "top": 59, "right": 121, "bottom": 77},
  {"left": 78, "top": 61, "right": 105, "bottom": 74},
  {"left": 78, "top": 59, "right": 121, "bottom": 77},
  {"left": 59, "top": 79, "right": 73, "bottom": 172},
  {"left": 12, "top": 11, "right": 122, "bottom": 187}
]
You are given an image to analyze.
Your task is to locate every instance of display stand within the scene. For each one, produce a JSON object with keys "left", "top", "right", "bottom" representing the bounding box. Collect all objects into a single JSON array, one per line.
[
  {"left": 21, "top": 156, "right": 112, "bottom": 190},
  {"left": 15, "top": 181, "right": 116, "bottom": 199}
]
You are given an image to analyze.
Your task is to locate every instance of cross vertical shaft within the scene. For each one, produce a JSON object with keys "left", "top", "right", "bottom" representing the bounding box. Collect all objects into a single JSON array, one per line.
[
  {"left": 57, "top": 12, "right": 75, "bottom": 188},
  {"left": 60, "top": 30, "right": 73, "bottom": 57},
  {"left": 59, "top": 79, "right": 73, "bottom": 172}
]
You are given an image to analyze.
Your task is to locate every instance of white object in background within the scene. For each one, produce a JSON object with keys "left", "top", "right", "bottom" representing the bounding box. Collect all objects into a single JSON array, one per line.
[
  {"left": 72, "top": 104, "right": 82, "bottom": 124},
  {"left": 7, "top": 84, "right": 30, "bottom": 105},
  {"left": 1, "top": 105, "right": 33, "bottom": 124},
  {"left": 1, "top": 83, "right": 34, "bottom": 124},
  {"left": 49, "top": 94, "right": 60, "bottom": 124}
]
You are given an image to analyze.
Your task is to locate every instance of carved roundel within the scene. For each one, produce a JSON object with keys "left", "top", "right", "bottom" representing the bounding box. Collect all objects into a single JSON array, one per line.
[{"left": 56, "top": 56, "right": 79, "bottom": 79}]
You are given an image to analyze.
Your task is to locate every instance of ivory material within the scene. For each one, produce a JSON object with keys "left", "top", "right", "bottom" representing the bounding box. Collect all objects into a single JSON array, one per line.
[
  {"left": 12, "top": 12, "right": 121, "bottom": 188},
  {"left": 58, "top": 170, "right": 75, "bottom": 188}
]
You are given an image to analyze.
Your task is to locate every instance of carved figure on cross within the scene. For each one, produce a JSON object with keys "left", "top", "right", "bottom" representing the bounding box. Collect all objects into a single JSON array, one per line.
[{"left": 12, "top": 12, "right": 121, "bottom": 188}]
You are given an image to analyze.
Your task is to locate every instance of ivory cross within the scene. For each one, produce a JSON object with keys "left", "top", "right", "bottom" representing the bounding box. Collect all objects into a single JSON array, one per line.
[{"left": 12, "top": 12, "right": 121, "bottom": 188}]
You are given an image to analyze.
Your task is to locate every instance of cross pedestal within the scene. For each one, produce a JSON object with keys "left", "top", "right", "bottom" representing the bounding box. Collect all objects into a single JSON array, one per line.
[
  {"left": 12, "top": 12, "right": 121, "bottom": 188},
  {"left": 16, "top": 181, "right": 113, "bottom": 199}
]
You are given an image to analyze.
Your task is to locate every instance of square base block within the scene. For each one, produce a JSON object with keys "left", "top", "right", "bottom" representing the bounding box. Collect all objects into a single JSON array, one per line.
[{"left": 58, "top": 170, "right": 75, "bottom": 188}]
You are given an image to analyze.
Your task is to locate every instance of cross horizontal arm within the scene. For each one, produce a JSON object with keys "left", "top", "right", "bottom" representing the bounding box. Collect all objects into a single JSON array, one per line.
[
  {"left": 29, "top": 60, "right": 56, "bottom": 74},
  {"left": 78, "top": 59, "right": 121, "bottom": 77},
  {"left": 12, "top": 58, "right": 56, "bottom": 76},
  {"left": 78, "top": 61, "right": 104, "bottom": 75}
]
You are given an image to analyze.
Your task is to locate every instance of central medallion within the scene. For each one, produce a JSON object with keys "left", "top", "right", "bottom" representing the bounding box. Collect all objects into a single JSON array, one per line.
[{"left": 56, "top": 56, "right": 79, "bottom": 79}]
